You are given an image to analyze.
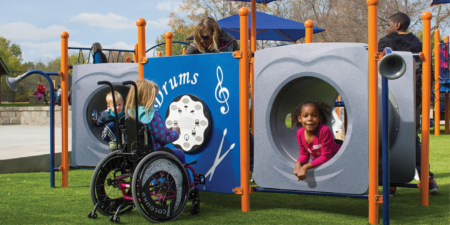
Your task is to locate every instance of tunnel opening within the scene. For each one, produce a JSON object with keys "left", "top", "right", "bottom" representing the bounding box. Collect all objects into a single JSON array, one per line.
[{"left": 86, "top": 85, "right": 130, "bottom": 144}]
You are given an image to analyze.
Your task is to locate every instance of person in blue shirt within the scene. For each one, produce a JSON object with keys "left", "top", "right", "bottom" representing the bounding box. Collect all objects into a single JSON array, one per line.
[
  {"left": 92, "top": 42, "right": 108, "bottom": 64},
  {"left": 94, "top": 91, "right": 125, "bottom": 147}
]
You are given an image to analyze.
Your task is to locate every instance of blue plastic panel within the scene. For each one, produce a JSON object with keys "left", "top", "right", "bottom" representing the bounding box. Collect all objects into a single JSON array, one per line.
[{"left": 144, "top": 53, "right": 240, "bottom": 193}]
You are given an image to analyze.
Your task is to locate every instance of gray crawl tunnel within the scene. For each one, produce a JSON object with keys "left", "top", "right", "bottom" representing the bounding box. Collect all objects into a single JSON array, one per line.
[
  {"left": 72, "top": 63, "right": 138, "bottom": 167},
  {"left": 253, "top": 43, "right": 415, "bottom": 194}
]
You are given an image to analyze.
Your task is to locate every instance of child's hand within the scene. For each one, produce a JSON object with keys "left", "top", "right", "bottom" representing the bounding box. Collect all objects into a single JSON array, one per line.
[
  {"left": 296, "top": 166, "right": 307, "bottom": 181},
  {"left": 169, "top": 126, "right": 180, "bottom": 134}
]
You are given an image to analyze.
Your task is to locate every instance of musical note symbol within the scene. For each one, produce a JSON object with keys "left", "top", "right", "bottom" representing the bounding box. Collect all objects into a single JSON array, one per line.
[{"left": 215, "top": 66, "right": 230, "bottom": 114}]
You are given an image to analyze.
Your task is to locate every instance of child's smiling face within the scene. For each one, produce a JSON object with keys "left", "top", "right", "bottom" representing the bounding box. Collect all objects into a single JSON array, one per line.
[
  {"left": 298, "top": 104, "right": 321, "bottom": 132},
  {"left": 108, "top": 99, "right": 124, "bottom": 114}
]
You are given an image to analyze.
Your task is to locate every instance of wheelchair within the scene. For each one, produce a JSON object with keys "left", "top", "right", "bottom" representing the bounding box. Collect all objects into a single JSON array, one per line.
[{"left": 88, "top": 81, "right": 205, "bottom": 223}]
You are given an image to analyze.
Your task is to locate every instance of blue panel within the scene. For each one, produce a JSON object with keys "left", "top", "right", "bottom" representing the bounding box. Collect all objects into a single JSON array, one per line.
[{"left": 144, "top": 53, "right": 241, "bottom": 193}]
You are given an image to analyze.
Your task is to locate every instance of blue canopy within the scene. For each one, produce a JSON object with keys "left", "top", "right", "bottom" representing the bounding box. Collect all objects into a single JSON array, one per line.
[
  {"left": 431, "top": 0, "right": 450, "bottom": 5},
  {"left": 216, "top": 11, "right": 326, "bottom": 42}
]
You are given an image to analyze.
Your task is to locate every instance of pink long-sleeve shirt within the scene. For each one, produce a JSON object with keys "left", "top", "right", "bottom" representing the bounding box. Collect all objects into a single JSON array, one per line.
[{"left": 297, "top": 124, "right": 341, "bottom": 167}]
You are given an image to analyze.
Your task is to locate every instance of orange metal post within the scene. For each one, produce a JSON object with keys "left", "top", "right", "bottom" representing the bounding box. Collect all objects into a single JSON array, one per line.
[
  {"left": 134, "top": 43, "right": 138, "bottom": 63},
  {"left": 182, "top": 48, "right": 186, "bottom": 55},
  {"left": 421, "top": 11, "right": 432, "bottom": 207},
  {"left": 60, "top": 32, "right": 69, "bottom": 187},
  {"left": 136, "top": 19, "right": 146, "bottom": 80},
  {"left": 434, "top": 29, "right": 440, "bottom": 135},
  {"left": 305, "top": 20, "right": 314, "bottom": 43},
  {"left": 445, "top": 35, "right": 450, "bottom": 134},
  {"left": 165, "top": 32, "right": 173, "bottom": 56},
  {"left": 337, "top": 95, "right": 341, "bottom": 118},
  {"left": 250, "top": 0, "right": 256, "bottom": 135},
  {"left": 239, "top": 7, "right": 251, "bottom": 213},
  {"left": 157, "top": 52, "right": 162, "bottom": 57},
  {"left": 367, "top": 0, "right": 379, "bottom": 224}
]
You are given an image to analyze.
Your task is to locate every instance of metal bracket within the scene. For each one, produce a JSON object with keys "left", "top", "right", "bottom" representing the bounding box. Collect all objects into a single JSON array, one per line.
[
  {"left": 233, "top": 187, "right": 254, "bottom": 195},
  {"left": 418, "top": 52, "right": 424, "bottom": 60},
  {"left": 139, "top": 57, "right": 148, "bottom": 64},
  {"left": 375, "top": 195, "right": 383, "bottom": 204},
  {"left": 375, "top": 53, "right": 383, "bottom": 61},
  {"left": 232, "top": 51, "right": 242, "bottom": 59},
  {"left": 233, "top": 187, "right": 243, "bottom": 194}
]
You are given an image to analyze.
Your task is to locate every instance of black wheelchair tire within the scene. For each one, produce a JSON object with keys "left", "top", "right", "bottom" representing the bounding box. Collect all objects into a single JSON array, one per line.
[{"left": 131, "top": 151, "right": 190, "bottom": 222}]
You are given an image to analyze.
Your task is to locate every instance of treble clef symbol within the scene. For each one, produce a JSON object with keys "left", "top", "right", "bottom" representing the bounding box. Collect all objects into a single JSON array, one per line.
[{"left": 215, "top": 66, "right": 230, "bottom": 114}]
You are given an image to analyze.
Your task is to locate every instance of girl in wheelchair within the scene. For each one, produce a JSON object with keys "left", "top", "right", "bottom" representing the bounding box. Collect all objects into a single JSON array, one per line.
[
  {"left": 89, "top": 79, "right": 202, "bottom": 223},
  {"left": 124, "top": 79, "right": 187, "bottom": 165}
]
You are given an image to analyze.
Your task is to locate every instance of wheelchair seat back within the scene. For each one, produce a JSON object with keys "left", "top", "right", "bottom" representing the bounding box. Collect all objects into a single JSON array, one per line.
[{"left": 125, "top": 117, "right": 153, "bottom": 156}]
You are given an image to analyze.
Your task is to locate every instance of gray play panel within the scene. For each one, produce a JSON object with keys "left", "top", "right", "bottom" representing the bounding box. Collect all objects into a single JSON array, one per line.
[
  {"left": 72, "top": 63, "right": 138, "bottom": 167},
  {"left": 253, "top": 43, "right": 415, "bottom": 194}
]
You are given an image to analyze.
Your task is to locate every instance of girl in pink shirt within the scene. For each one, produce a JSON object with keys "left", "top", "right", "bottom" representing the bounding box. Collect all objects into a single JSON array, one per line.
[{"left": 292, "top": 101, "right": 342, "bottom": 181}]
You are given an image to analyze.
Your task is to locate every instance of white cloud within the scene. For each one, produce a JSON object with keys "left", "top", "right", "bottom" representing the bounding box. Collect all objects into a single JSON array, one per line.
[
  {"left": 70, "top": 13, "right": 135, "bottom": 29},
  {"left": 146, "top": 18, "right": 171, "bottom": 29},
  {"left": 70, "top": 12, "right": 170, "bottom": 30},
  {"left": 103, "top": 41, "right": 135, "bottom": 50},
  {"left": 0, "top": 22, "right": 67, "bottom": 41},
  {"left": 20, "top": 41, "right": 89, "bottom": 62},
  {"left": 156, "top": 1, "right": 182, "bottom": 12}
]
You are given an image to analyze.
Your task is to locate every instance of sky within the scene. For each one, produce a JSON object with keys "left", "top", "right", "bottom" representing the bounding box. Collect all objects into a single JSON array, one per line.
[{"left": 0, "top": 0, "right": 185, "bottom": 63}]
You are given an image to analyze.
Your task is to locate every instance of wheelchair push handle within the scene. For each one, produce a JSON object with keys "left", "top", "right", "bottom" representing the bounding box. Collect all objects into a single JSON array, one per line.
[
  {"left": 97, "top": 80, "right": 122, "bottom": 150},
  {"left": 122, "top": 80, "right": 140, "bottom": 144}
]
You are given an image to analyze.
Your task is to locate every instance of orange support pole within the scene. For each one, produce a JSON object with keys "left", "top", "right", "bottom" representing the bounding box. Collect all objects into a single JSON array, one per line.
[
  {"left": 157, "top": 52, "right": 162, "bottom": 57},
  {"left": 134, "top": 43, "right": 138, "bottom": 63},
  {"left": 165, "top": 32, "right": 173, "bottom": 56},
  {"left": 445, "top": 35, "right": 450, "bottom": 134},
  {"left": 367, "top": 0, "right": 379, "bottom": 224},
  {"left": 136, "top": 19, "right": 146, "bottom": 80},
  {"left": 421, "top": 11, "right": 432, "bottom": 207},
  {"left": 250, "top": 0, "right": 256, "bottom": 135},
  {"left": 60, "top": 31, "right": 69, "bottom": 187},
  {"left": 238, "top": 7, "right": 250, "bottom": 213},
  {"left": 434, "top": 29, "right": 440, "bottom": 135},
  {"left": 182, "top": 48, "right": 186, "bottom": 55},
  {"left": 305, "top": 20, "right": 314, "bottom": 43},
  {"left": 337, "top": 95, "right": 341, "bottom": 118}
]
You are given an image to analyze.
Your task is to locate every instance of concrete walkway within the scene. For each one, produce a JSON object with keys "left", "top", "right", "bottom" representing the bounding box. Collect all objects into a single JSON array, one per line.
[{"left": 0, "top": 125, "right": 73, "bottom": 173}]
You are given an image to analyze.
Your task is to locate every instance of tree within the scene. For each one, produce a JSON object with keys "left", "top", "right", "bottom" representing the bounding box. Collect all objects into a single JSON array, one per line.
[
  {"left": 0, "top": 36, "right": 24, "bottom": 74},
  {"left": 155, "top": 15, "right": 195, "bottom": 56}
]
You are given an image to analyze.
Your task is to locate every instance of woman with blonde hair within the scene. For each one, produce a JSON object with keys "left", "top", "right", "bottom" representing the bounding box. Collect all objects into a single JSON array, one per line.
[
  {"left": 186, "top": 17, "right": 239, "bottom": 54},
  {"left": 91, "top": 42, "right": 108, "bottom": 63}
]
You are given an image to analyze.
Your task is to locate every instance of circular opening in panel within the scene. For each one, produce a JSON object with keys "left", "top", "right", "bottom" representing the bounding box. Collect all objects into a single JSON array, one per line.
[
  {"left": 86, "top": 86, "right": 130, "bottom": 144},
  {"left": 271, "top": 76, "right": 348, "bottom": 163}
]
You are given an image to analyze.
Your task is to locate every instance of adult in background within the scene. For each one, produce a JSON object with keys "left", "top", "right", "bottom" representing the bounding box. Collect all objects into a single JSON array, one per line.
[
  {"left": 92, "top": 42, "right": 108, "bottom": 64},
  {"left": 34, "top": 81, "right": 48, "bottom": 105},
  {"left": 185, "top": 17, "right": 239, "bottom": 54}
]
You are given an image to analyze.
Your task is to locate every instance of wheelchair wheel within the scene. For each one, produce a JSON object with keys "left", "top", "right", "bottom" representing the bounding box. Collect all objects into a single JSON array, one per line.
[
  {"left": 132, "top": 151, "right": 190, "bottom": 222},
  {"left": 90, "top": 151, "right": 134, "bottom": 216}
]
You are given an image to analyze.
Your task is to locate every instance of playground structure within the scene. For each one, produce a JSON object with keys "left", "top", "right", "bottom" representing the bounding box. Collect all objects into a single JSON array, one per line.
[{"left": 5, "top": 1, "right": 450, "bottom": 224}]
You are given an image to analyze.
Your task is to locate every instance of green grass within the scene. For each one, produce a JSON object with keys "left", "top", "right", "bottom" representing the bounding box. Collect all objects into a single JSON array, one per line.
[
  {"left": 0, "top": 103, "right": 48, "bottom": 107},
  {"left": 1, "top": 130, "right": 449, "bottom": 224}
]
